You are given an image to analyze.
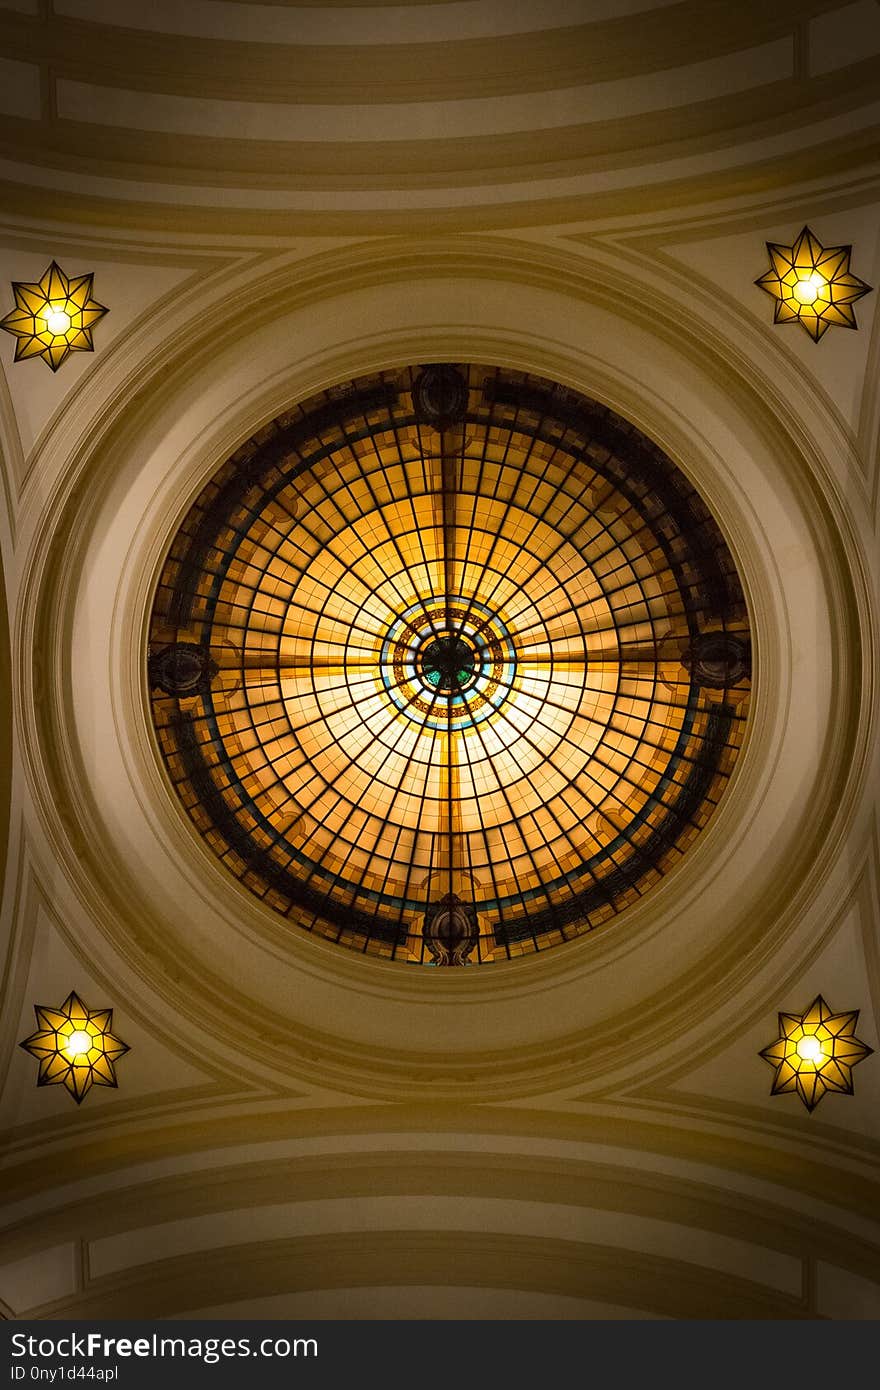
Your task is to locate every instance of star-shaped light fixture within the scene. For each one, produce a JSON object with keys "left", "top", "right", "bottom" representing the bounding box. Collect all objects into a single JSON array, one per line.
[
  {"left": 20, "top": 991, "right": 130, "bottom": 1103},
  {"left": 759, "top": 995, "right": 873, "bottom": 1112},
  {"left": 755, "top": 226, "right": 872, "bottom": 341},
  {"left": 0, "top": 261, "right": 108, "bottom": 371}
]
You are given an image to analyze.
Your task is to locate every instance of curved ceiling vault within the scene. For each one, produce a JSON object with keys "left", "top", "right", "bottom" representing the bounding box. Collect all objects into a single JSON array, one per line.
[
  {"left": 0, "top": 0, "right": 879, "bottom": 1326},
  {"left": 0, "top": 0, "right": 878, "bottom": 232}
]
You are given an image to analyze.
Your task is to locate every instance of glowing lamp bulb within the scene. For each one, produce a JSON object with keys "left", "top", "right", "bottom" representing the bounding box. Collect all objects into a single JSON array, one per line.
[
  {"left": 793, "top": 276, "right": 822, "bottom": 305},
  {"left": 44, "top": 307, "right": 71, "bottom": 335},
  {"left": 65, "top": 1029, "right": 93, "bottom": 1059},
  {"left": 796, "top": 1034, "right": 823, "bottom": 1063}
]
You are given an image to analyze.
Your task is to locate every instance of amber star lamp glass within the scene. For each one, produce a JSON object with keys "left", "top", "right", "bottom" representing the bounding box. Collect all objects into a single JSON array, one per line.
[
  {"left": 759, "top": 995, "right": 873, "bottom": 1112},
  {"left": 0, "top": 261, "right": 108, "bottom": 371},
  {"left": 20, "top": 991, "right": 130, "bottom": 1103},
  {"left": 755, "top": 226, "right": 872, "bottom": 341}
]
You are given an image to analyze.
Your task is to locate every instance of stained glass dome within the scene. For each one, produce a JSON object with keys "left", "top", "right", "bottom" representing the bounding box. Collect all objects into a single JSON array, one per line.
[{"left": 148, "top": 365, "right": 751, "bottom": 965}]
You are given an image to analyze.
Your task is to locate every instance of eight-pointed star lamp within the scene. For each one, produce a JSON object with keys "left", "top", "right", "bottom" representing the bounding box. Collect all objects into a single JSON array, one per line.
[
  {"left": 755, "top": 226, "right": 872, "bottom": 341},
  {"left": 759, "top": 995, "right": 873, "bottom": 1112},
  {"left": 20, "top": 992, "right": 130, "bottom": 1103},
  {"left": 0, "top": 261, "right": 108, "bottom": 371}
]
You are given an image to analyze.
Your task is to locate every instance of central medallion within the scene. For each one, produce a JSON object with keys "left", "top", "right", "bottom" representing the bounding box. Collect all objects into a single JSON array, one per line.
[
  {"left": 380, "top": 598, "right": 516, "bottom": 732},
  {"left": 418, "top": 633, "right": 480, "bottom": 693}
]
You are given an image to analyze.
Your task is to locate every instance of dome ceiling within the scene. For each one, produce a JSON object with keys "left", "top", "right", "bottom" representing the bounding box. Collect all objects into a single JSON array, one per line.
[
  {"left": 1, "top": 0, "right": 879, "bottom": 1330},
  {"left": 148, "top": 364, "right": 751, "bottom": 964}
]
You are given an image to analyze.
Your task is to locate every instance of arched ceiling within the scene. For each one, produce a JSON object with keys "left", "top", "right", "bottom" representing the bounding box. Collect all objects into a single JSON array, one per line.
[{"left": 0, "top": 0, "right": 879, "bottom": 233}]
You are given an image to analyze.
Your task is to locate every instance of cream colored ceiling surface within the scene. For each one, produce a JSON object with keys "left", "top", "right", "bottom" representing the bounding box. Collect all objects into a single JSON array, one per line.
[
  {"left": 0, "top": 0, "right": 879, "bottom": 231},
  {"left": 0, "top": 0, "right": 879, "bottom": 1322}
]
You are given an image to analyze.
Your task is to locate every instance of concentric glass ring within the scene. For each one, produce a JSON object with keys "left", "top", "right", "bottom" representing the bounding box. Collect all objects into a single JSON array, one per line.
[
  {"left": 381, "top": 598, "right": 517, "bottom": 731},
  {"left": 148, "top": 365, "right": 751, "bottom": 964}
]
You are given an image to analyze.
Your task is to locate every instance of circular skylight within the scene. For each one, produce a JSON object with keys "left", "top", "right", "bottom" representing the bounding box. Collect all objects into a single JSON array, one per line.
[{"left": 148, "top": 365, "right": 751, "bottom": 965}]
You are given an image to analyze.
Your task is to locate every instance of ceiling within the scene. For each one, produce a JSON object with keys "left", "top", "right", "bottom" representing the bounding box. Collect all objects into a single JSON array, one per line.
[{"left": 0, "top": 0, "right": 879, "bottom": 1322}]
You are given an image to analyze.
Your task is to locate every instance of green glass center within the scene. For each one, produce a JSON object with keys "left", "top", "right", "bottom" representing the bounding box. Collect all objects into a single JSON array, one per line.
[{"left": 421, "top": 635, "right": 477, "bottom": 692}]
